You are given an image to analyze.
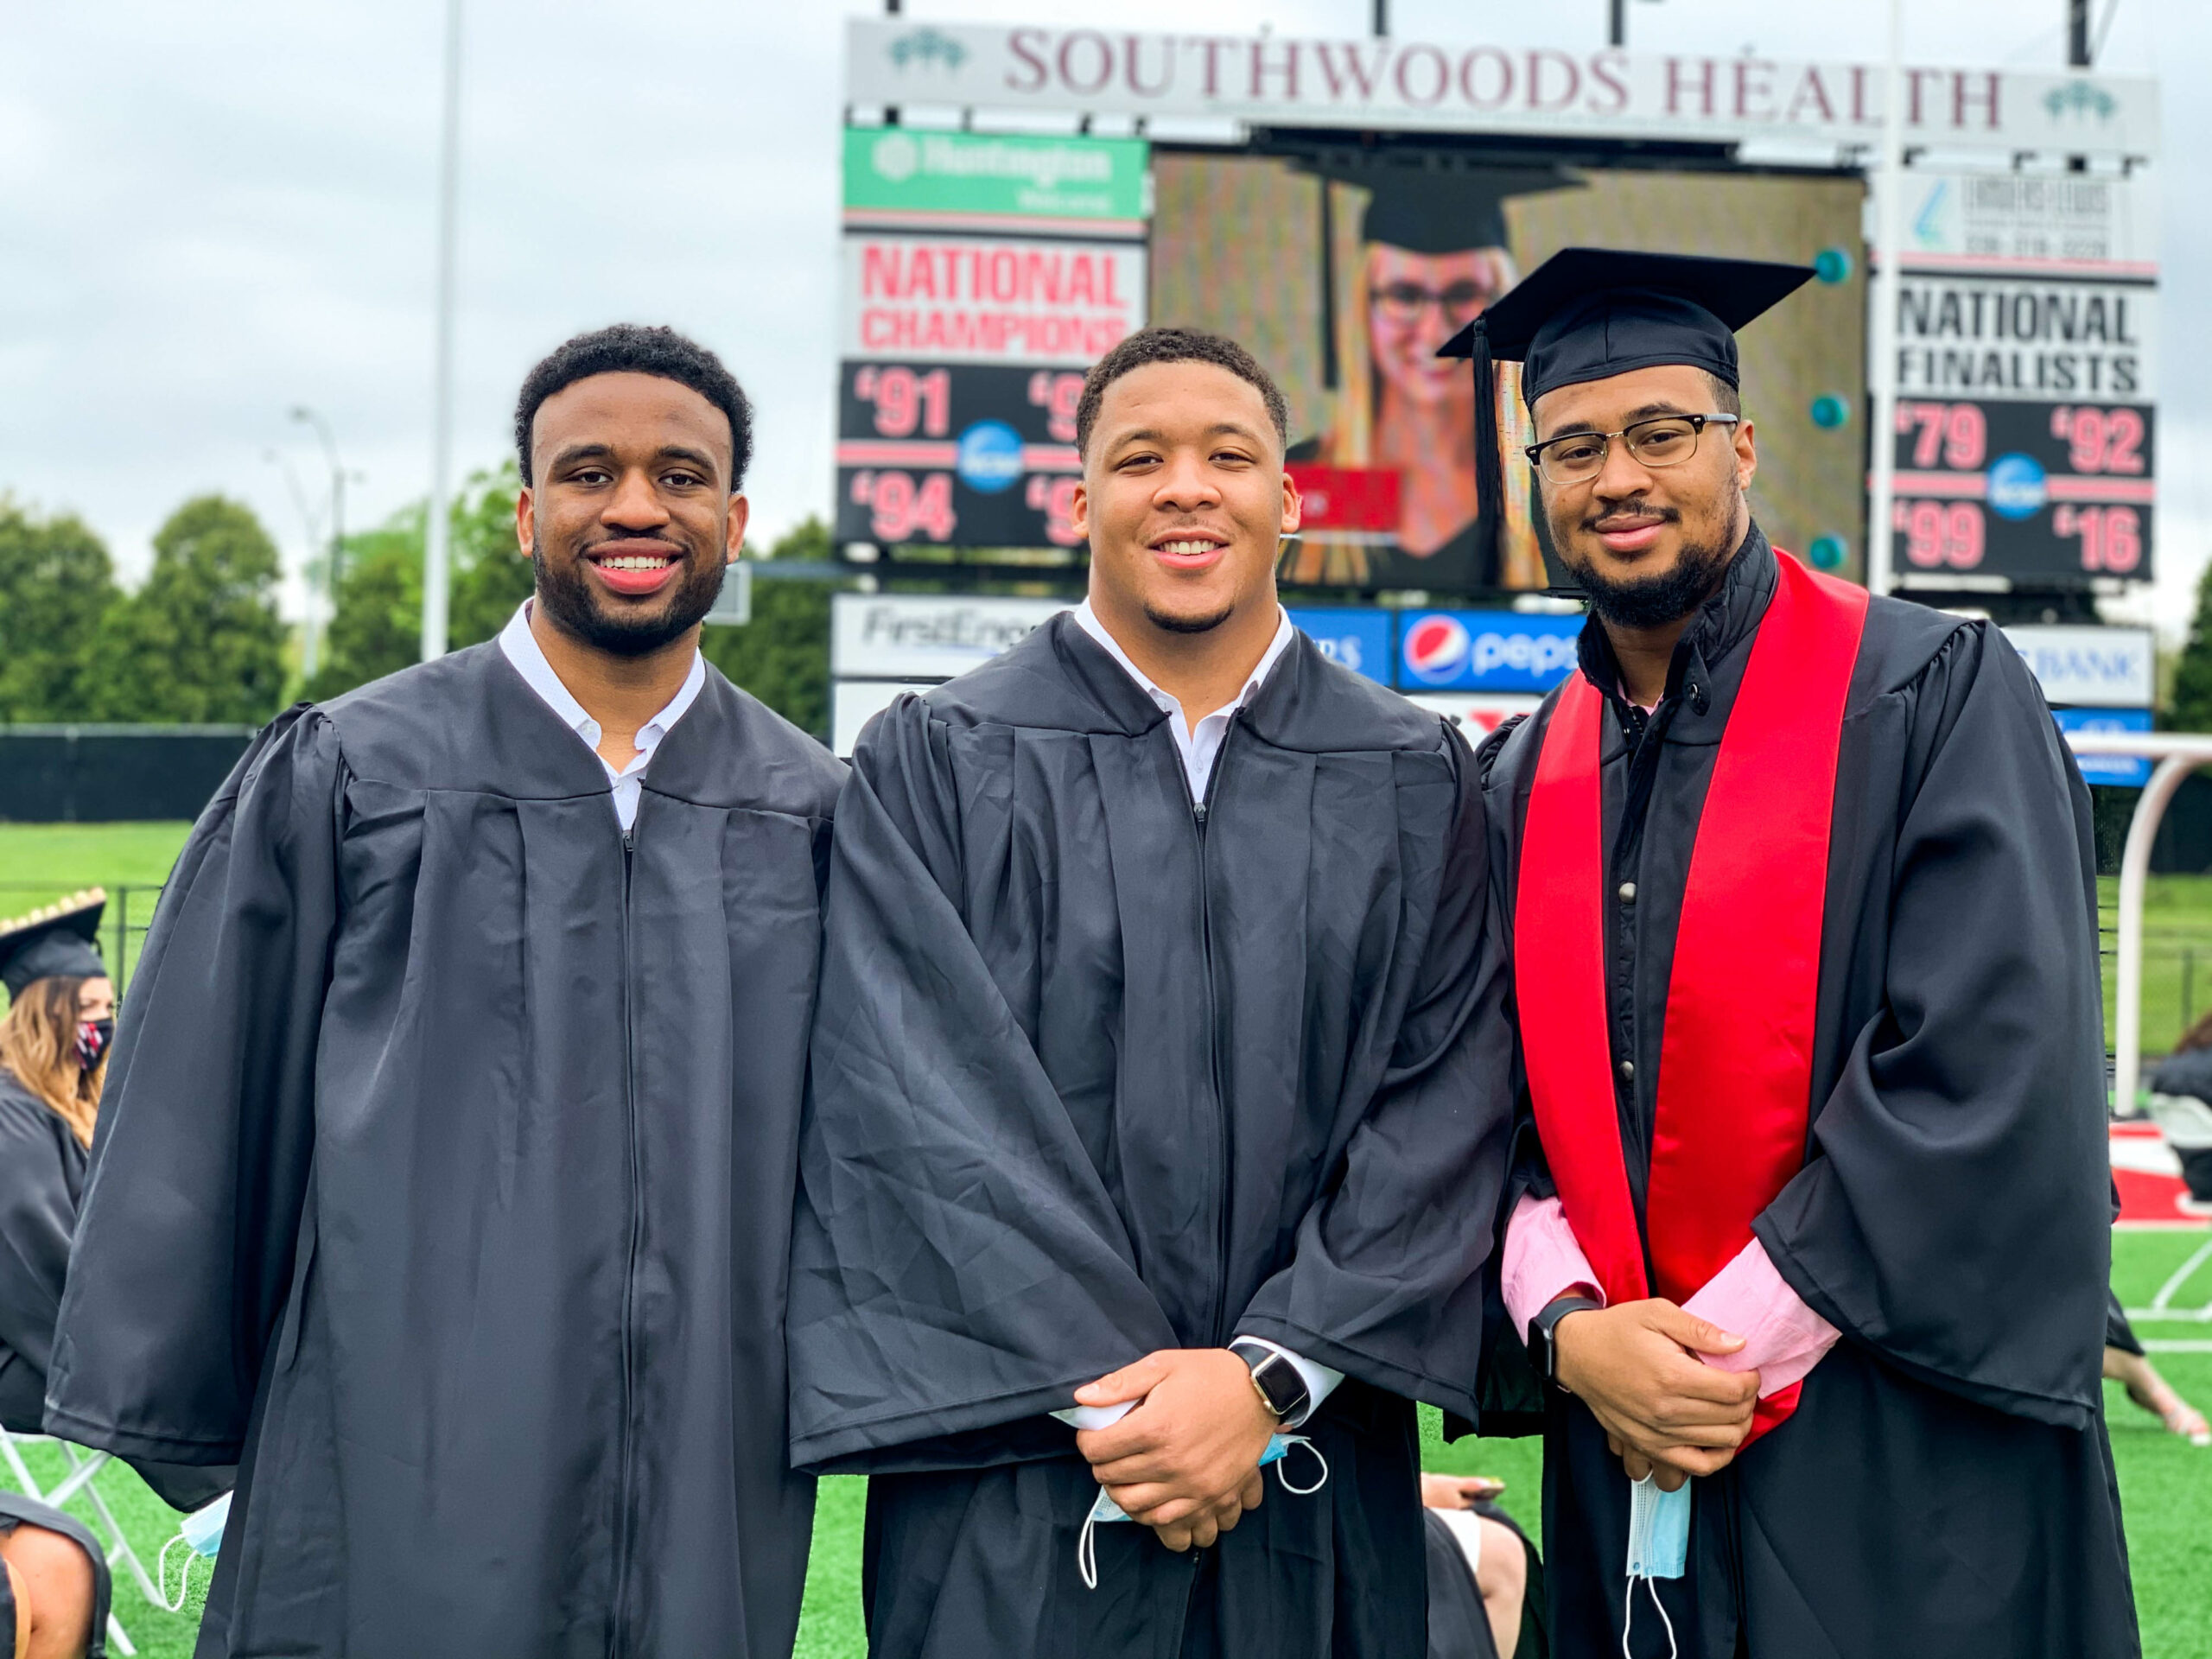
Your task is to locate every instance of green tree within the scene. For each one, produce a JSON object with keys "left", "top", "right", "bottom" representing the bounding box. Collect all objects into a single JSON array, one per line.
[
  {"left": 0, "top": 499, "right": 122, "bottom": 721},
  {"left": 698, "top": 518, "right": 837, "bottom": 739},
  {"left": 2169, "top": 557, "right": 2212, "bottom": 734},
  {"left": 306, "top": 465, "right": 532, "bottom": 702},
  {"left": 96, "top": 495, "right": 285, "bottom": 723}
]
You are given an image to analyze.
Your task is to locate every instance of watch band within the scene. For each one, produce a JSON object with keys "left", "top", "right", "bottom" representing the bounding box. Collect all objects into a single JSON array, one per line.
[
  {"left": 1230, "top": 1341, "right": 1312, "bottom": 1427},
  {"left": 1530, "top": 1296, "right": 1605, "bottom": 1392}
]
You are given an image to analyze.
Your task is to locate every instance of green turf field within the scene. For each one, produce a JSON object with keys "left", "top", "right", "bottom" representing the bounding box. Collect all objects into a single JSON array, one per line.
[{"left": 4, "top": 827, "right": 2209, "bottom": 1656}]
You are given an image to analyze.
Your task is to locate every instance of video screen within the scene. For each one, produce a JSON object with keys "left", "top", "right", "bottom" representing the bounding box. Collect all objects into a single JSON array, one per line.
[{"left": 1148, "top": 151, "right": 1869, "bottom": 594}]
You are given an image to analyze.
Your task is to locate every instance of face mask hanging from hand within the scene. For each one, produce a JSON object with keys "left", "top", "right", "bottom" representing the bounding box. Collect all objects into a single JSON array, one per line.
[
  {"left": 157, "top": 1490, "right": 231, "bottom": 1612},
  {"left": 1622, "top": 1473, "right": 1691, "bottom": 1659},
  {"left": 1052, "top": 1404, "right": 1329, "bottom": 1591}
]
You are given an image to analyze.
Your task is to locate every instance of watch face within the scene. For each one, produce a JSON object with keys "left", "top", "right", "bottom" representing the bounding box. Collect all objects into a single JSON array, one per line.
[{"left": 1253, "top": 1356, "right": 1307, "bottom": 1420}]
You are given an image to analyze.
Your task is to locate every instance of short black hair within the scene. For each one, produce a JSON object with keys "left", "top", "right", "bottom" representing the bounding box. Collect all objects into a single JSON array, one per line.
[
  {"left": 1076, "top": 327, "right": 1289, "bottom": 456},
  {"left": 513, "top": 324, "right": 753, "bottom": 488}
]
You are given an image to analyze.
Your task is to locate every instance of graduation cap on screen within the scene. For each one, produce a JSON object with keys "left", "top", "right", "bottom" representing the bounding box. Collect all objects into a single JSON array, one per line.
[
  {"left": 1437, "top": 247, "right": 1815, "bottom": 589},
  {"left": 0, "top": 889, "right": 106, "bottom": 1001},
  {"left": 1350, "top": 165, "right": 1580, "bottom": 254}
]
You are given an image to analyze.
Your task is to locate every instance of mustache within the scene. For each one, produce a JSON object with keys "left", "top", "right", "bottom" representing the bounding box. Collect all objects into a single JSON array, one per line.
[{"left": 1583, "top": 499, "right": 1681, "bottom": 531}]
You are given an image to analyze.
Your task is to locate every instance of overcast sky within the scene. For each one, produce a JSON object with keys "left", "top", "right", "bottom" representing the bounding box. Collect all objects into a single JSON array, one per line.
[{"left": 3, "top": 0, "right": 2202, "bottom": 632}]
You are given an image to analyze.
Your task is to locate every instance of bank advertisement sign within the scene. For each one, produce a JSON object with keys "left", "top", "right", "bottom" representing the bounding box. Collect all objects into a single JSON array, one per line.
[
  {"left": 2053, "top": 707, "right": 2152, "bottom": 788},
  {"left": 842, "top": 127, "right": 1149, "bottom": 228},
  {"left": 1397, "top": 610, "right": 1581, "bottom": 694}
]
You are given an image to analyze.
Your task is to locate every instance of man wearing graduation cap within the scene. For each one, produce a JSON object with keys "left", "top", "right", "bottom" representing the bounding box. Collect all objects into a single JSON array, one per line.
[{"left": 1455, "top": 249, "right": 2137, "bottom": 1655}]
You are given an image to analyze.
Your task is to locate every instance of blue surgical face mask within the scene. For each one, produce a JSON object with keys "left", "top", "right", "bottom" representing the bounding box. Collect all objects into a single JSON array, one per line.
[
  {"left": 157, "top": 1491, "right": 231, "bottom": 1612},
  {"left": 1053, "top": 1409, "right": 1329, "bottom": 1591},
  {"left": 1624, "top": 1473, "right": 1690, "bottom": 1658}
]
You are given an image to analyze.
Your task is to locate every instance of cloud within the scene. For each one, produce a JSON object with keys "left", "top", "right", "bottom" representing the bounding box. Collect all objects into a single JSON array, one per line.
[{"left": 2, "top": 0, "right": 2199, "bottom": 636}]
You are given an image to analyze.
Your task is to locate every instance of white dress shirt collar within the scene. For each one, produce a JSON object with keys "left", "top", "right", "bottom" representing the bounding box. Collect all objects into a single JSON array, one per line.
[
  {"left": 1072, "top": 600, "right": 1297, "bottom": 802},
  {"left": 497, "top": 600, "right": 705, "bottom": 833}
]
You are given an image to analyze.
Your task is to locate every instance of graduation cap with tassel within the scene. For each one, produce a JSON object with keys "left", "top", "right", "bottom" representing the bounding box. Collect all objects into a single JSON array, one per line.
[
  {"left": 1436, "top": 246, "right": 1817, "bottom": 592},
  {"left": 0, "top": 889, "right": 107, "bottom": 1001}
]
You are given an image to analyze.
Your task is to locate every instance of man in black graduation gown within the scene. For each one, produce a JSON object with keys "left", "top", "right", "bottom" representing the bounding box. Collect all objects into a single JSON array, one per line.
[
  {"left": 47, "top": 325, "right": 844, "bottom": 1659},
  {"left": 1456, "top": 251, "right": 2137, "bottom": 1656},
  {"left": 788, "top": 327, "right": 1516, "bottom": 1657}
]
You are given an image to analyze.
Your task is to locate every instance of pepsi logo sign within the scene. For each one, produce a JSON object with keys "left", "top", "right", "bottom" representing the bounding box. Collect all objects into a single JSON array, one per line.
[
  {"left": 1403, "top": 615, "right": 1471, "bottom": 683},
  {"left": 1395, "top": 610, "right": 1583, "bottom": 693}
]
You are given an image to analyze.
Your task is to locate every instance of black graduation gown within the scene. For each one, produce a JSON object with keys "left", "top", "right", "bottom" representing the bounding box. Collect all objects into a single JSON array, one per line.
[
  {"left": 788, "top": 615, "right": 1516, "bottom": 1659},
  {"left": 1476, "top": 531, "right": 2139, "bottom": 1657},
  {"left": 44, "top": 643, "right": 845, "bottom": 1659}
]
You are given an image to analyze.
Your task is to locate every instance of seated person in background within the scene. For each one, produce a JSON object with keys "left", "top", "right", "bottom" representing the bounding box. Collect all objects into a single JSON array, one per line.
[
  {"left": 0, "top": 1490, "right": 110, "bottom": 1659},
  {"left": 2104, "top": 1288, "right": 2209, "bottom": 1446},
  {"left": 2149, "top": 1009, "right": 2212, "bottom": 1206},
  {"left": 1420, "top": 1473, "right": 1538, "bottom": 1659}
]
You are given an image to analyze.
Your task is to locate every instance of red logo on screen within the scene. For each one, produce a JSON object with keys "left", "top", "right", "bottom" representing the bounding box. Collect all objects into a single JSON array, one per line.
[{"left": 1286, "top": 465, "right": 1402, "bottom": 534}]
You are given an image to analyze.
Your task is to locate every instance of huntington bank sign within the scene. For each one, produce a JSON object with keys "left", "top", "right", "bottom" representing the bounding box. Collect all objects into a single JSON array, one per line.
[{"left": 849, "top": 22, "right": 2156, "bottom": 156}]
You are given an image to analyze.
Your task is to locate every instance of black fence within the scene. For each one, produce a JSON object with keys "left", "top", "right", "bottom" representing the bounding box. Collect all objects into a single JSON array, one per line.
[{"left": 0, "top": 726, "right": 255, "bottom": 823}]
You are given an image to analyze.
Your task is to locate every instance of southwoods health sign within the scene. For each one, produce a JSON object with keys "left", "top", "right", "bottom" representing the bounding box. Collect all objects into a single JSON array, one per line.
[{"left": 849, "top": 20, "right": 2157, "bottom": 156}]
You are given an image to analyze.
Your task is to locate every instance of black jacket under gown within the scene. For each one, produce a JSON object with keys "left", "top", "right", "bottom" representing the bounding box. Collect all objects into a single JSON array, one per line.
[
  {"left": 45, "top": 644, "right": 844, "bottom": 1659},
  {"left": 1476, "top": 530, "right": 2138, "bottom": 1658},
  {"left": 789, "top": 613, "right": 1518, "bottom": 1659}
]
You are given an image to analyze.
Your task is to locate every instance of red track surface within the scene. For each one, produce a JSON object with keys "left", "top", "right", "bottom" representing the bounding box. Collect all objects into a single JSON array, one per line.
[{"left": 2112, "top": 1122, "right": 2212, "bottom": 1228}]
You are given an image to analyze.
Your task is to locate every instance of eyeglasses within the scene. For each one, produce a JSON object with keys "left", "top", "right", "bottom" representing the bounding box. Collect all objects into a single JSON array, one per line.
[
  {"left": 1524, "top": 414, "right": 1742, "bottom": 486},
  {"left": 1371, "top": 280, "right": 1494, "bottom": 326}
]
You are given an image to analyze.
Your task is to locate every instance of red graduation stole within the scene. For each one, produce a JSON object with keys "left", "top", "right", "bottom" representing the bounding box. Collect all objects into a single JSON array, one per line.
[{"left": 1514, "top": 547, "right": 1867, "bottom": 1443}]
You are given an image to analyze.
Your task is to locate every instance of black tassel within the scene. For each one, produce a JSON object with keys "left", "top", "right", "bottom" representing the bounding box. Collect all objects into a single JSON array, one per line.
[{"left": 1467, "top": 315, "right": 1506, "bottom": 591}]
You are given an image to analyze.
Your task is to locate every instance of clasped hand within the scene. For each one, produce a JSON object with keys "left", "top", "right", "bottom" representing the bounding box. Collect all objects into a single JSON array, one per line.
[
  {"left": 1072, "top": 1349, "right": 1274, "bottom": 1551},
  {"left": 1551, "top": 1299, "right": 1760, "bottom": 1492}
]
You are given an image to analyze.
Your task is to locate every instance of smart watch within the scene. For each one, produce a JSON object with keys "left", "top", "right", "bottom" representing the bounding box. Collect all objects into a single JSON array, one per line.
[
  {"left": 1529, "top": 1296, "right": 1605, "bottom": 1393},
  {"left": 1229, "top": 1340, "right": 1312, "bottom": 1427}
]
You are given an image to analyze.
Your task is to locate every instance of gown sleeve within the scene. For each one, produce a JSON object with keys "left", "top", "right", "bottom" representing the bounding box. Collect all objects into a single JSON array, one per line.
[
  {"left": 44, "top": 707, "right": 343, "bottom": 1480},
  {"left": 1230, "top": 737, "right": 1517, "bottom": 1423},
  {"left": 1754, "top": 624, "right": 2113, "bottom": 1428},
  {"left": 786, "top": 696, "right": 1180, "bottom": 1472}
]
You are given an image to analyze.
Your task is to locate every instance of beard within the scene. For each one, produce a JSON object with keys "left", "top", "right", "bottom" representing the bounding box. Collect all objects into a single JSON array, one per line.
[
  {"left": 1143, "top": 601, "right": 1233, "bottom": 634},
  {"left": 532, "top": 541, "right": 726, "bottom": 657},
  {"left": 1556, "top": 493, "right": 1740, "bottom": 631}
]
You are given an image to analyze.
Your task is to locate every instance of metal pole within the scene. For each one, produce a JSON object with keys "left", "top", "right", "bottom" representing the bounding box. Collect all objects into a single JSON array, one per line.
[
  {"left": 1608, "top": 0, "right": 1625, "bottom": 48},
  {"left": 1373, "top": 0, "right": 1389, "bottom": 37},
  {"left": 1864, "top": 0, "right": 1906, "bottom": 601},
  {"left": 2115, "top": 757, "right": 2197, "bottom": 1112},
  {"left": 2069, "top": 0, "right": 2091, "bottom": 66},
  {"left": 422, "top": 0, "right": 462, "bottom": 662}
]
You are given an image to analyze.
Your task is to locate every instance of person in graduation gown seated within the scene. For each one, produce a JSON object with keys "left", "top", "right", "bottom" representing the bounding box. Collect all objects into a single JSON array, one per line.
[
  {"left": 1458, "top": 249, "right": 2139, "bottom": 1657},
  {"left": 47, "top": 325, "right": 845, "bottom": 1659},
  {"left": 788, "top": 327, "right": 1517, "bottom": 1659}
]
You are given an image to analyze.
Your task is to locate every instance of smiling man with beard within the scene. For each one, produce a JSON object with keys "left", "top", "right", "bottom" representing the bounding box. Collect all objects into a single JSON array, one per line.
[
  {"left": 789, "top": 327, "right": 1516, "bottom": 1658},
  {"left": 1457, "top": 251, "right": 2136, "bottom": 1657},
  {"left": 48, "top": 325, "right": 844, "bottom": 1658}
]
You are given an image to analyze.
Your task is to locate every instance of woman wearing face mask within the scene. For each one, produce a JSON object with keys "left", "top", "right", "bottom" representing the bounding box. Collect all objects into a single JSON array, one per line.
[{"left": 0, "top": 891, "right": 121, "bottom": 1659}]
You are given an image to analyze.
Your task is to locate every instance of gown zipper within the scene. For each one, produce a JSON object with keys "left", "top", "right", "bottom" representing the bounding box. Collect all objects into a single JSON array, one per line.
[
  {"left": 1192, "top": 718, "right": 1237, "bottom": 1349},
  {"left": 608, "top": 820, "right": 644, "bottom": 1656}
]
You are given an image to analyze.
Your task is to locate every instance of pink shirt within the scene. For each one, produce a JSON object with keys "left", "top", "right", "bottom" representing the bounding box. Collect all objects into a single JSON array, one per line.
[{"left": 1500, "top": 1193, "right": 1839, "bottom": 1395}]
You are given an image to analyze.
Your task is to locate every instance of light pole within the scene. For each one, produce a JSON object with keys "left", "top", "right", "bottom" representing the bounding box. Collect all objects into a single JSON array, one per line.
[
  {"left": 265, "top": 448, "right": 327, "bottom": 681},
  {"left": 288, "top": 407, "right": 350, "bottom": 682},
  {"left": 1864, "top": 0, "right": 1906, "bottom": 601},
  {"left": 422, "top": 0, "right": 463, "bottom": 662}
]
